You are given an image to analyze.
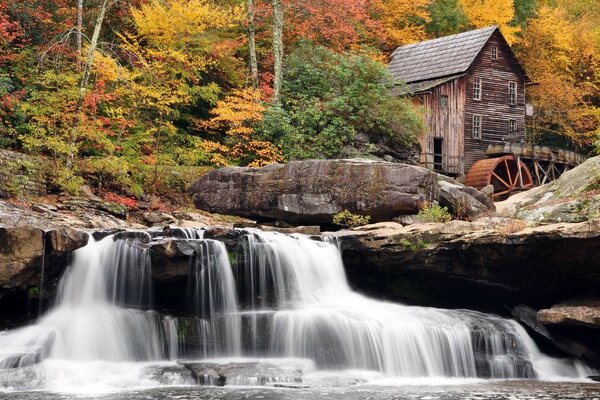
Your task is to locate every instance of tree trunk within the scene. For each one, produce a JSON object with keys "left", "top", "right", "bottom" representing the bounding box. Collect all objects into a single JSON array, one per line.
[
  {"left": 67, "top": 0, "right": 110, "bottom": 167},
  {"left": 76, "top": 0, "right": 83, "bottom": 59},
  {"left": 272, "top": 0, "right": 283, "bottom": 105},
  {"left": 247, "top": 0, "right": 259, "bottom": 88}
]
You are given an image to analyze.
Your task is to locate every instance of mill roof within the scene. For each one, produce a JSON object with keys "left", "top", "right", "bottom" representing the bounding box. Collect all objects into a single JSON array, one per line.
[{"left": 388, "top": 26, "right": 529, "bottom": 89}]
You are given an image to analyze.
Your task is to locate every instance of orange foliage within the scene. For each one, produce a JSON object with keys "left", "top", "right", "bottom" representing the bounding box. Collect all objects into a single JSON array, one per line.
[{"left": 209, "top": 88, "right": 283, "bottom": 166}]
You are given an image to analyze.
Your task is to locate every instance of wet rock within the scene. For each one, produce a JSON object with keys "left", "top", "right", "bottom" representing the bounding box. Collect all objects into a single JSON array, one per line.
[
  {"left": 190, "top": 159, "right": 493, "bottom": 225},
  {"left": 112, "top": 230, "right": 151, "bottom": 243},
  {"left": 181, "top": 361, "right": 306, "bottom": 387},
  {"left": 92, "top": 228, "right": 126, "bottom": 241},
  {"left": 512, "top": 305, "right": 600, "bottom": 364},
  {"left": 203, "top": 226, "right": 242, "bottom": 250},
  {"left": 258, "top": 225, "right": 321, "bottom": 235},
  {"left": 141, "top": 364, "right": 196, "bottom": 385}
]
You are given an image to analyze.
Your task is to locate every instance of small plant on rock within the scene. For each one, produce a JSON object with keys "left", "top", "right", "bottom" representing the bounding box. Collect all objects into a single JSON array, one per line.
[
  {"left": 333, "top": 209, "right": 371, "bottom": 228},
  {"left": 417, "top": 202, "right": 452, "bottom": 223}
]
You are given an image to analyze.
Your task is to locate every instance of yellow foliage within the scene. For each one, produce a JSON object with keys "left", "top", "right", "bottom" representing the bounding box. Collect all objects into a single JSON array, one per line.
[
  {"left": 130, "top": 0, "right": 242, "bottom": 48},
  {"left": 516, "top": 5, "right": 600, "bottom": 146},
  {"left": 210, "top": 88, "right": 266, "bottom": 139},
  {"left": 376, "top": 0, "right": 431, "bottom": 47},
  {"left": 459, "top": 0, "right": 519, "bottom": 44},
  {"left": 209, "top": 88, "right": 283, "bottom": 166}
]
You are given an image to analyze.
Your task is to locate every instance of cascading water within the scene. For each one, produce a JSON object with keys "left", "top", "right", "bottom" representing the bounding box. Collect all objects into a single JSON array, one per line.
[
  {"left": 0, "top": 228, "right": 594, "bottom": 393},
  {"left": 232, "top": 230, "right": 591, "bottom": 380},
  {"left": 0, "top": 236, "right": 168, "bottom": 364}
]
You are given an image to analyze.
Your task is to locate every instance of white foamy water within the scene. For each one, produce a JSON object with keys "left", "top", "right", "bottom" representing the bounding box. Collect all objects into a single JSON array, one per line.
[{"left": 0, "top": 229, "right": 595, "bottom": 393}]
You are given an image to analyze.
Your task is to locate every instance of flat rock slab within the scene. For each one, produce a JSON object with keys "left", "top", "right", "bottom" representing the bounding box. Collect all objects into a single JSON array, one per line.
[{"left": 190, "top": 159, "right": 493, "bottom": 225}]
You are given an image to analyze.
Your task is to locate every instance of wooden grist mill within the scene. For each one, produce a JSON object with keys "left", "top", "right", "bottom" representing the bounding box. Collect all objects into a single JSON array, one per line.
[{"left": 388, "top": 26, "right": 586, "bottom": 200}]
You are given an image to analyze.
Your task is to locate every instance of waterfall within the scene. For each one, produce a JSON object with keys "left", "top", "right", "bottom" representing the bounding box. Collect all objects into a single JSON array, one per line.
[
  {"left": 233, "top": 230, "right": 590, "bottom": 379},
  {"left": 0, "top": 227, "right": 594, "bottom": 391},
  {"left": 0, "top": 235, "right": 165, "bottom": 366}
]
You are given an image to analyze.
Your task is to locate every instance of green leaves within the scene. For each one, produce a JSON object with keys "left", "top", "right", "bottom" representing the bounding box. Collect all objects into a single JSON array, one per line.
[{"left": 258, "top": 42, "right": 423, "bottom": 160}]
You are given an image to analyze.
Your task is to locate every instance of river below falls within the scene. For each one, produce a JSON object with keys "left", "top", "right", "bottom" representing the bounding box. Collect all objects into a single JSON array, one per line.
[{"left": 1, "top": 381, "right": 600, "bottom": 400}]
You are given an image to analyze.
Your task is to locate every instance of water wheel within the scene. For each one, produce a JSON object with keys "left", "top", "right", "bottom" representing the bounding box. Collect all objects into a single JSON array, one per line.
[{"left": 464, "top": 155, "right": 533, "bottom": 200}]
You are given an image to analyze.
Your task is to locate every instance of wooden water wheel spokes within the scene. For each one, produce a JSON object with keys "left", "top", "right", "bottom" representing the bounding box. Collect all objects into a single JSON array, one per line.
[{"left": 464, "top": 155, "right": 533, "bottom": 200}]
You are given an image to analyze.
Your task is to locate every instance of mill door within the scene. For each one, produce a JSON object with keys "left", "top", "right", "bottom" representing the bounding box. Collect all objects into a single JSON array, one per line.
[{"left": 433, "top": 138, "right": 443, "bottom": 171}]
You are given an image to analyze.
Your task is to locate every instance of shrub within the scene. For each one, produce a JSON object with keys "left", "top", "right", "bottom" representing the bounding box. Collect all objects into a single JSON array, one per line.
[
  {"left": 333, "top": 209, "right": 371, "bottom": 228},
  {"left": 417, "top": 202, "right": 452, "bottom": 223}
]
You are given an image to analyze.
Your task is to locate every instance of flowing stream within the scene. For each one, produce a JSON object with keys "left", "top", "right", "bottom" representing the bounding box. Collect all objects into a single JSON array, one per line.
[{"left": 0, "top": 229, "right": 595, "bottom": 396}]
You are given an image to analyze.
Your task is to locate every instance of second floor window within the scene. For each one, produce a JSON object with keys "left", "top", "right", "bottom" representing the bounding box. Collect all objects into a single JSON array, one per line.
[
  {"left": 440, "top": 95, "right": 448, "bottom": 108},
  {"left": 491, "top": 45, "right": 498, "bottom": 60},
  {"left": 509, "top": 119, "right": 517, "bottom": 132},
  {"left": 473, "top": 78, "right": 482, "bottom": 101},
  {"left": 509, "top": 81, "right": 517, "bottom": 105},
  {"left": 473, "top": 114, "right": 482, "bottom": 139}
]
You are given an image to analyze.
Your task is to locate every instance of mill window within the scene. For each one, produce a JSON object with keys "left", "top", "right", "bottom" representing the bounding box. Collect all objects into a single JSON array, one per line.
[
  {"left": 440, "top": 95, "right": 448, "bottom": 108},
  {"left": 473, "top": 78, "right": 482, "bottom": 101},
  {"left": 509, "top": 119, "right": 517, "bottom": 132},
  {"left": 491, "top": 45, "right": 498, "bottom": 60},
  {"left": 509, "top": 81, "right": 517, "bottom": 105},
  {"left": 472, "top": 114, "right": 482, "bottom": 139}
]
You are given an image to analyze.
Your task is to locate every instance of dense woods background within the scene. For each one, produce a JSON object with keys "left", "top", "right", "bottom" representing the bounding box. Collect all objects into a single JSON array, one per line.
[{"left": 0, "top": 0, "right": 598, "bottom": 199}]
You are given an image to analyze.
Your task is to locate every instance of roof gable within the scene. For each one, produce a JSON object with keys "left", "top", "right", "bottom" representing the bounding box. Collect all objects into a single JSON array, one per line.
[{"left": 388, "top": 26, "right": 498, "bottom": 84}]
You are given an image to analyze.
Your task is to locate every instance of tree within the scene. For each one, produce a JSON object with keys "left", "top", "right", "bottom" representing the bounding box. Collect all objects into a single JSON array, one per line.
[
  {"left": 425, "top": 0, "right": 470, "bottom": 37},
  {"left": 247, "top": 0, "right": 259, "bottom": 87},
  {"left": 459, "top": 0, "right": 519, "bottom": 43},
  {"left": 516, "top": 5, "right": 600, "bottom": 147},
  {"left": 375, "top": 0, "right": 431, "bottom": 49},
  {"left": 271, "top": 0, "right": 283, "bottom": 105}
]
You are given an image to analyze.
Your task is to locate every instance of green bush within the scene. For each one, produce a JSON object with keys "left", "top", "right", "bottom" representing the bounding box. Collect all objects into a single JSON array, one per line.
[
  {"left": 417, "top": 202, "right": 452, "bottom": 223},
  {"left": 333, "top": 209, "right": 371, "bottom": 228}
]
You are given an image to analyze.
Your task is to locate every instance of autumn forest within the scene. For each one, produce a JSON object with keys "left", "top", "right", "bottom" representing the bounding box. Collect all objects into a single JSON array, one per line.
[{"left": 0, "top": 0, "right": 598, "bottom": 199}]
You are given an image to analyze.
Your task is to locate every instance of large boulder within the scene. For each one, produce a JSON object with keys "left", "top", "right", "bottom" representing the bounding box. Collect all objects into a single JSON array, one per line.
[
  {"left": 497, "top": 155, "right": 600, "bottom": 223},
  {"left": 190, "top": 159, "right": 493, "bottom": 225}
]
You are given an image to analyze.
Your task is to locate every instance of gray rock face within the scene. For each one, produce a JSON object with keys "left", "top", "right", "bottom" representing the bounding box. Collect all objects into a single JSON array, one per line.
[
  {"left": 190, "top": 159, "right": 494, "bottom": 225},
  {"left": 0, "top": 226, "right": 88, "bottom": 292}
]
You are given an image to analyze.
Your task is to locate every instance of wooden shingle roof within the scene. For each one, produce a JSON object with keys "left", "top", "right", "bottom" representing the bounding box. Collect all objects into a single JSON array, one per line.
[{"left": 388, "top": 26, "right": 498, "bottom": 85}]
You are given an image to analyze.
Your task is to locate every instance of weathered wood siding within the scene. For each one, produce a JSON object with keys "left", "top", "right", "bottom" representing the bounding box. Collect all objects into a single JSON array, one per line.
[
  {"left": 463, "top": 30, "right": 527, "bottom": 172},
  {"left": 417, "top": 77, "right": 466, "bottom": 171}
]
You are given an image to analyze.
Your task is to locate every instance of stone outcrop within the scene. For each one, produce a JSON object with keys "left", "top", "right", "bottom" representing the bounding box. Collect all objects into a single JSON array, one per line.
[
  {"left": 0, "top": 226, "right": 88, "bottom": 293},
  {"left": 497, "top": 155, "right": 600, "bottom": 223},
  {"left": 326, "top": 218, "right": 600, "bottom": 309},
  {"left": 190, "top": 159, "right": 494, "bottom": 225},
  {"left": 537, "top": 298, "right": 600, "bottom": 329}
]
